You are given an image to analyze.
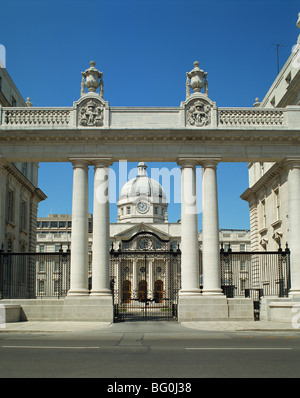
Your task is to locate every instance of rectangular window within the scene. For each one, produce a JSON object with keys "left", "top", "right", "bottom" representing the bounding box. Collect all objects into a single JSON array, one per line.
[
  {"left": 42, "top": 221, "right": 49, "bottom": 228},
  {"left": 59, "top": 221, "right": 66, "bottom": 228},
  {"left": 261, "top": 199, "right": 266, "bottom": 228},
  {"left": 240, "top": 260, "right": 246, "bottom": 271},
  {"left": 274, "top": 188, "right": 281, "bottom": 220},
  {"left": 126, "top": 206, "right": 131, "bottom": 214},
  {"left": 7, "top": 190, "right": 14, "bottom": 223},
  {"left": 38, "top": 261, "right": 45, "bottom": 272},
  {"left": 240, "top": 244, "right": 245, "bottom": 252},
  {"left": 39, "top": 244, "right": 45, "bottom": 253},
  {"left": 11, "top": 96, "right": 17, "bottom": 107},
  {"left": 50, "top": 221, "right": 58, "bottom": 228},
  {"left": 20, "top": 200, "right": 27, "bottom": 230},
  {"left": 38, "top": 280, "right": 45, "bottom": 295}
]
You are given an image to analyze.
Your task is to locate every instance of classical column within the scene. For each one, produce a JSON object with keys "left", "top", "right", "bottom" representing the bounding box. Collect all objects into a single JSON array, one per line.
[
  {"left": 287, "top": 159, "right": 300, "bottom": 296},
  {"left": 201, "top": 159, "right": 223, "bottom": 295},
  {"left": 68, "top": 160, "right": 89, "bottom": 295},
  {"left": 90, "top": 159, "right": 112, "bottom": 295},
  {"left": 148, "top": 259, "right": 154, "bottom": 299},
  {"left": 178, "top": 159, "right": 201, "bottom": 295}
]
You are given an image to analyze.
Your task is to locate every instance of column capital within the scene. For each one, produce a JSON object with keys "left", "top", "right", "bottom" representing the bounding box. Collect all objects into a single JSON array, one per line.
[
  {"left": 177, "top": 157, "right": 199, "bottom": 168},
  {"left": 200, "top": 158, "right": 221, "bottom": 168},
  {"left": 284, "top": 157, "right": 300, "bottom": 169},
  {"left": 69, "top": 158, "right": 90, "bottom": 168},
  {"left": 93, "top": 157, "right": 113, "bottom": 168}
]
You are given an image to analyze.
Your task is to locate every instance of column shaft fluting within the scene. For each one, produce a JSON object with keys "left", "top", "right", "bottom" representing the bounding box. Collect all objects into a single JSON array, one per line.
[
  {"left": 201, "top": 160, "right": 223, "bottom": 295},
  {"left": 91, "top": 160, "right": 112, "bottom": 295},
  {"left": 68, "top": 160, "right": 89, "bottom": 295}
]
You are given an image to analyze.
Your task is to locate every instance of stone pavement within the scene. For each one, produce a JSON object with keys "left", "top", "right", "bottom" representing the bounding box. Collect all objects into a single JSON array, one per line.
[{"left": 0, "top": 320, "right": 299, "bottom": 333}]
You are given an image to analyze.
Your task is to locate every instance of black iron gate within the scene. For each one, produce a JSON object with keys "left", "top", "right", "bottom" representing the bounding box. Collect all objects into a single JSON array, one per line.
[{"left": 110, "top": 232, "right": 181, "bottom": 322}]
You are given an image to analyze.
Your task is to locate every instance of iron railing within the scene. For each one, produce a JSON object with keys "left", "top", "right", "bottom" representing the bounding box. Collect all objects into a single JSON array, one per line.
[
  {"left": 0, "top": 246, "right": 290, "bottom": 301},
  {"left": 0, "top": 248, "right": 70, "bottom": 299},
  {"left": 219, "top": 244, "right": 290, "bottom": 299}
]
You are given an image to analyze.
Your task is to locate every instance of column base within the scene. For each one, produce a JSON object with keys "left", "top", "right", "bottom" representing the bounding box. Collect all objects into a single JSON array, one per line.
[
  {"left": 64, "top": 296, "right": 114, "bottom": 322},
  {"left": 67, "top": 289, "right": 89, "bottom": 296},
  {"left": 288, "top": 290, "right": 300, "bottom": 298},
  {"left": 90, "top": 289, "right": 112, "bottom": 296},
  {"left": 202, "top": 289, "right": 224, "bottom": 296},
  {"left": 179, "top": 289, "right": 202, "bottom": 296}
]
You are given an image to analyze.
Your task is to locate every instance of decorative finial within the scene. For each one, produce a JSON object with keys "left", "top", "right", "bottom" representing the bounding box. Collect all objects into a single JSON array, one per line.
[
  {"left": 26, "top": 97, "right": 32, "bottom": 107},
  {"left": 253, "top": 97, "right": 260, "bottom": 107},
  {"left": 186, "top": 61, "right": 208, "bottom": 97},
  {"left": 137, "top": 162, "right": 147, "bottom": 177},
  {"left": 81, "top": 61, "right": 104, "bottom": 98}
]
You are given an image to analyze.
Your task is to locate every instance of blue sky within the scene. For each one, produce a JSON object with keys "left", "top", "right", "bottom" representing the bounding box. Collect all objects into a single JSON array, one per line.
[{"left": 1, "top": 0, "right": 299, "bottom": 229}]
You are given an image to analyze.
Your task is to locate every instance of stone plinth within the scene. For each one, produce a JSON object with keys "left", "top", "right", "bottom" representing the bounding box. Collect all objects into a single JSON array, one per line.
[
  {"left": 0, "top": 304, "right": 21, "bottom": 323},
  {"left": 0, "top": 297, "right": 114, "bottom": 322},
  {"left": 227, "top": 298, "right": 254, "bottom": 320},
  {"left": 64, "top": 296, "right": 113, "bottom": 322},
  {"left": 260, "top": 297, "right": 300, "bottom": 324},
  {"left": 178, "top": 296, "right": 229, "bottom": 322},
  {"left": 178, "top": 296, "right": 254, "bottom": 322}
]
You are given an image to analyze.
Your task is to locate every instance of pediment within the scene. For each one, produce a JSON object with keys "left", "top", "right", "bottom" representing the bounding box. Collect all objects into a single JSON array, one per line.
[{"left": 113, "top": 222, "right": 171, "bottom": 241}]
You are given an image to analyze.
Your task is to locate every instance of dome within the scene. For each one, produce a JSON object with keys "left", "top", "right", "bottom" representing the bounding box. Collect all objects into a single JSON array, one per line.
[
  {"left": 118, "top": 162, "right": 167, "bottom": 204},
  {"left": 117, "top": 162, "right": 168, "bottom": 223}
]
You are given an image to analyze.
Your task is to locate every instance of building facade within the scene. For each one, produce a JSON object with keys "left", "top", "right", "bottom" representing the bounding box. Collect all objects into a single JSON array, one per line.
[
  {"left": 0, "top": 67, "right": 46, "bottom": 252},
  {"left": 1, "top": 14, "right": 299, "bottom": 322},
  {"left": 241, "top": 14, "right": 300, "bottom": 253}
]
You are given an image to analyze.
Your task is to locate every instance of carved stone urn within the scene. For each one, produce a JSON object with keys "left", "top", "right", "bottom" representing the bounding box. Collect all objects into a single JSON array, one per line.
[
  {"left": 186, "top": 61, "right": 207, "bottom": 93},
  {"left": 81, "top": 61, "right": 103, "bottom": 97}
]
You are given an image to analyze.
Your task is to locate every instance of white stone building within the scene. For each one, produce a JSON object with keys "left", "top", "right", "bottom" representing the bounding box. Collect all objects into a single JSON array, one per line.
[
  {"left": 1, "top": 14, "right": 300, "bottom": 323},
  {"left": 241, "top": 14, "right": 300, "bottom": 253},
  {"left": 0, "top": 67, "right": 46, "bottom": 252}
]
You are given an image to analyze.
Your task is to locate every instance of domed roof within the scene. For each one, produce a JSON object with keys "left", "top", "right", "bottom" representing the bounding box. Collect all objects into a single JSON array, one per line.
[{"left": 118, "top": 162, "right": 167, "bottom": 204}]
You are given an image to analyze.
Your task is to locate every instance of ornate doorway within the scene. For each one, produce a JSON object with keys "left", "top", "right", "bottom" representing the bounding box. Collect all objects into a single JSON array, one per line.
[{"left": 110, "top": 231, "right": 181, "bottom": 322}]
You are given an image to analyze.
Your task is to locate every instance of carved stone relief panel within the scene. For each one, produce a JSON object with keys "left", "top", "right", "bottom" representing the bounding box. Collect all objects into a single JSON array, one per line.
[
  {"left": 78, "top": 98, "right": 104, "bottom": 127},
  {"left": 185, "top": 98, "right": 212, "bottom": 127}
]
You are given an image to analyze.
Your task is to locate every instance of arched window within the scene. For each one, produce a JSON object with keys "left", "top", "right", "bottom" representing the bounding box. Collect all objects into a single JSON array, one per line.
[
  {"left": 122, "top": 280, "right": 131, "bottom": 303},
  {"left": 154, "top": 280, "right": 164, "bottom": 303},
  {"left": 138, "top": 280, "right": 147, "bottom": 302}
]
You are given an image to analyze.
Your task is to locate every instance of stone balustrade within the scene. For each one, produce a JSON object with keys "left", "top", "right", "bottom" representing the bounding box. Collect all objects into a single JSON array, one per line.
[
  {"left": 0, "top": 103, "right": 294, "bottom": 130},
  {"left": 1, "top": 107, "right": 72, "bottom": 127}
]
